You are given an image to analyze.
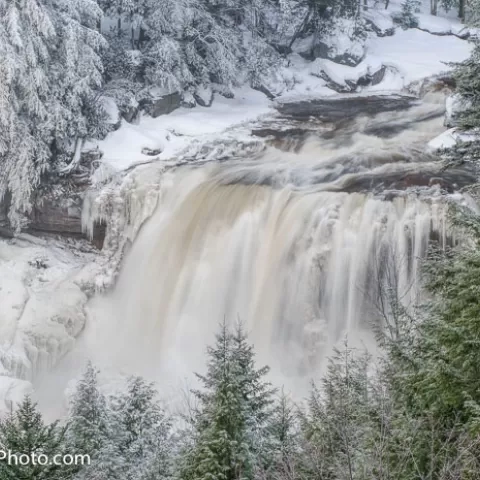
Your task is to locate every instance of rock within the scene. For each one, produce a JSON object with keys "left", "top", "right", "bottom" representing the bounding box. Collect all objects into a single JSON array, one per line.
[
  {"left": 194, "top": 86, "right": 214, "bottom": 107},
  {"left": 253, "top": 83, "right": 277, "bottom": 100},
  {"left": 362, "top": 10, "right": 395, "bottom": 37},
  {"left": 0, "top": 190, "right": 106, "bottom": 249},
  {"left": 181, "top": 92, "right": 197, "bottom": 109},
  {"left": 141, "top": 147, "right": 162, "bottom": 156},
  {"left": 139, "top": 91, "right": 182, "bottom": 118},
  {"left": 312, "top": 19, "right": 366, "bottom": 66},
  {"left": 275, "top": 94, "right": 417, "bottom": 121},
  {"left": 311, "top": 57, "right": 387, "bottom": 93},
  {"left": 291, "top": 35, "right": 315, "bottom": 60},
  {"left": 123, "top": 105, "right": 140, "bottom": 123}
]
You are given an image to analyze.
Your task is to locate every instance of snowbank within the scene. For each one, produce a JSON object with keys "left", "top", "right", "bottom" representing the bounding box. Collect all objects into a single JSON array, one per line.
[
  {"left": 366, "top": 28, "right": 472, "bottom": 86},
  {"left": 416, "top": 13, "right": 474, "bottom": 38},
  {"left": 427, "top": 128, "right": 478, "bottom": 151},
  {"left": 87, "top": 87, "right": 272, "bottom": 171}
]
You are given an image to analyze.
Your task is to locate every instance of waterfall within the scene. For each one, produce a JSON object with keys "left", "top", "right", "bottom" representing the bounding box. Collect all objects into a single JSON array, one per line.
[{"left": 83, "top": 94, "right": 473, "bottom": 394}]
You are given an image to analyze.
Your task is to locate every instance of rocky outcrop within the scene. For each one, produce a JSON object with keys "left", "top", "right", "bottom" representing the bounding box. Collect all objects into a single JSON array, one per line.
[
  {"left": 0, "top": 191, "right": 106, "bottom": 249},
  {"left": 311, "top": 57, "right": 388, "bottom": 93},
  {"left": 194, "top": 86, "right": 214, "bottom": 107},
  {"left": 312, "top": 19, "right": 367, "bottom": 67},
  {"left": 363, "top": 10, "right": 395, "bottom": 37},
  {"left": 139, "top": 91, "right": 182, "bottom": 118},
  {"left": 275, "top": 94, "right": 418, "bottom": 121},
  {"left": 312, "top": 40, "right": 365, "bottom": 67}
]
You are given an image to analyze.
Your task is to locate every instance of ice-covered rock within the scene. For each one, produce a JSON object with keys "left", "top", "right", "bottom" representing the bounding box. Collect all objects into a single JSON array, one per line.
[
  {"left": 194, "top": 85, "right": 214, "bottom": 107},
  {"left": 311, "top": 57, "right": 387, "bottom": 93},
  {"left": 427, "top": 128, "right": 458, "bottom": 151},
  {"left": 363, "top": 9, "right": 395, "bottom": 37},
  {"left": 427, "top": 127, "right": 478, "bottom": 152},
  {"left": 313, "top": 18, "right": 367, "bottom": 66}
]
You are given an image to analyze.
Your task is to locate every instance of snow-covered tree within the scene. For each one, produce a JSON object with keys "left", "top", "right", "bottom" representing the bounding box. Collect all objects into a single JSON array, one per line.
[
  {"left": 180, "top": 322, "right": 276, "bottom": 480},
  {"left": 0, "top": 0, "right": 107, "bottom": 229},
  {"left": 398, "top": 0, "right": 422, "bottom": 28},
  {"left": 0, "top": 396, "right": 69, "bottom": 480},
  {"left": 111, "top": 376, "right": 173, "bottom": 480},
  {"left": 68, "top": 362, "right": 108, "bottom": 457}
]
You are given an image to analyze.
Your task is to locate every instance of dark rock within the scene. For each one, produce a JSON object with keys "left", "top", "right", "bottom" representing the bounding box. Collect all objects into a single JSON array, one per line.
[
  {"left": 253, "top": 83, "right": 277, "bottom": 100},
  {"left": 139, "top": 92, "right": 182, "bottom": 118},
  {"left": 194, "top": 87, "right": 214, "bottom": 107},
  {"left": 0, "top": 190, "right": 106, "bottom": 249},
  {"left": 141, "top": 147, "right": 162, "bottom": 156},
  {"left": 122, "top": 105, "right": 140, "bottom": 123},
  {"left": 313, "top": 41, "right": 365, "bottom": 67},
  {"left": 316, "top": 62, "right": 387, "bottom": 94},
  {"left": 276, "top": 94, "right": 418, "bottom": 121}
]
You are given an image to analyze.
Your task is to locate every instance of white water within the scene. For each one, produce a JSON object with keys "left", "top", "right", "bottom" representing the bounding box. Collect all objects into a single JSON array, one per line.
[{"left": 80, "top": 94, "right": 466, "bottom": 395}]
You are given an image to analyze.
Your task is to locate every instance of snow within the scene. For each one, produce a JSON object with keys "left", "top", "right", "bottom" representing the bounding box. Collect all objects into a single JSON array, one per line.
[
  {"left": 362, "top": 9, "right": 395, "bottom": 35},
  {"left": 321, "top": 18, "right": 366, "bottom": 62},
  {"left": 366, "top": 28, "right": 473, "bottom": 86},
  {"left": 427, "top": 128, "right": 478, "bottom": 151},
  {"left": 311, "top": 56, "right": 384, "bottom": 88},
  {"left": 86, "top": 16, "right": 474, "bottom": 173},
  {"left": 416, "top": 13, "right": 476, "bottom": 37},
  {"left": 1, "top": 7, "right": 477, "bottom": 415},
  {"left": 88, "top": 87, "right": 272, "bottom": 171},
  {"left": 427, "top": 128, "right": 459, "bottom": 150}
]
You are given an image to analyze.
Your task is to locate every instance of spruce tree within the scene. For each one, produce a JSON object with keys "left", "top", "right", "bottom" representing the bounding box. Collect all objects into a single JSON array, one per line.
[
  {"left": 181, "top": 322, "right": 275, "bottom": 480},
  {"left": 68, "top": 362, "right": 107, "bottom": 457},
  {"left": 453, "top": 0, "right": 480, "bottom": 129},
  {"left": 0, "top": 396, "right": 69, "bottom": 480}
]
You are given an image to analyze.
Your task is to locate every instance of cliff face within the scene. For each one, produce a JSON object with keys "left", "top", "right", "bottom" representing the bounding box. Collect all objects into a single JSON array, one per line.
[{"left": 0, "top": 190, "right": 106, "bottom": 250}]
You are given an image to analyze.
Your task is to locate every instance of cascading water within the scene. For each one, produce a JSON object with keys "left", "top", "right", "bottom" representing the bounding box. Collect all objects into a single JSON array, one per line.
[{"left": 83, "top": 93, "right": 476, "bottom": 394}]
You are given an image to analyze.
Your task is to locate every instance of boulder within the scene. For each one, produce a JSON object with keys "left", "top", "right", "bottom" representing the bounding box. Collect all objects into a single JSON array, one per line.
[
  {"left": 291, "top": 35, "right": 315, "bottom": 60},
  {"left": 139, "top": 91, "right": 182, "bottom": 118},
  {"left": 362, "top": 10, "right": 395, "bottom": 37},
  {"left": 312, "top": 19, "right": 367, "bottom": 66},
  {"left": 194, "top": 86, "right": 214, "bottom": 107},
  {"left": 311, "top": 57, "right": 387, "bottom": 93}
]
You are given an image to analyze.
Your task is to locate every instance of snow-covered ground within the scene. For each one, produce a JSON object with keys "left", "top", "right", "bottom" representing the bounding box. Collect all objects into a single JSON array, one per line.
[{"left": 0, "top": 6, "right": 476, "bottom": 415}]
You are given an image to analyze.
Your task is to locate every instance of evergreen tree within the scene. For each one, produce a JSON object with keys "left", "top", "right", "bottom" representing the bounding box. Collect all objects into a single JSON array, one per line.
[
  {"left": 0, "top": 0, "right": 107, "bottom": 229},
  {"left": 68, "top": 362, "right": 107, "bottom": 457},
  {"left": 112, "top": 376, "right": 173, "bottom": 480},
  {"left": 398, "top": 0, "right": 422, "bottom": 29},
  {"left": 453, "top": 0, "right": 480, "bottom": 129},
  {"left": 0, "top": 396, "right": 69, "bottom": 480},
  {"left": 180, "top": 322, "right": 275, "bottom": 480}
]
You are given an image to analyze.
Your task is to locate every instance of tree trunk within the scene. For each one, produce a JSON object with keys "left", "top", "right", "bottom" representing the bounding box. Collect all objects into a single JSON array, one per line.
[
  {"left": 364, "top": 0, "right": 368, "bottom": 11},
  {"left": 384, "top": 0, "right": 390, "bottom": 10},
  {"left": 431, "top": 0, "right": 438, "bottom": 16},
  {"left": 459, "top": 0, "right": 466, "bottom": 21}
]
